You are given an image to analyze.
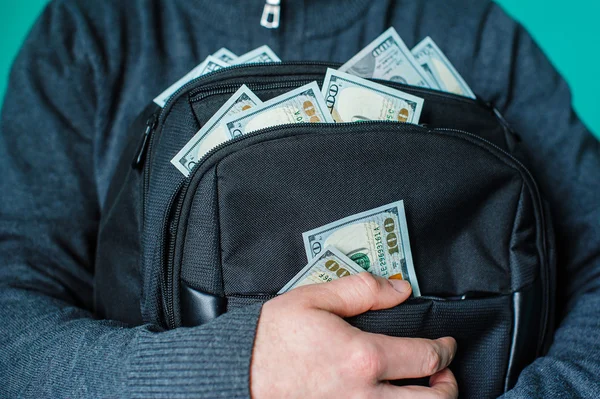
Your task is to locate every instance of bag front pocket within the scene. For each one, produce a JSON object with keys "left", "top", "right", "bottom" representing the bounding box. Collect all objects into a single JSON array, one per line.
[
  {"left": 202, "top": 122, "right": 527, "bottom": 299},
  {"left": 170, "top": 119, "right": 542, "bottom": 317},
  {"left": 349, "top": 295, "right": 512, "bottom": 399}
]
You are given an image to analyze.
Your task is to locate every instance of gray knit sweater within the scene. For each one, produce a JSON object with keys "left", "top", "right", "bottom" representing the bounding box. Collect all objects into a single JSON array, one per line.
[{"left": 1, "top": 0, "right": 599, "bottom": 397}]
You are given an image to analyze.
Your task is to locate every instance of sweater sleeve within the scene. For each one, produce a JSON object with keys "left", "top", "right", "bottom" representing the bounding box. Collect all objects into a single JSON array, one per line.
[
  {"left": 475, "top": 5, "right": 600, "bottom": 398},
  {"left": 0, "top": 2, "right": 261, "bottom": 398}
]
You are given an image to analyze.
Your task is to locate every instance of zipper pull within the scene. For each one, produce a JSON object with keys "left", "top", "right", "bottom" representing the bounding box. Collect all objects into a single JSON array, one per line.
[
  {"left": 260, "top": 0, "right": 280, "bottom": 29},
  {"left": 132, "top": 113, "right": 159, "bottom": 169}
]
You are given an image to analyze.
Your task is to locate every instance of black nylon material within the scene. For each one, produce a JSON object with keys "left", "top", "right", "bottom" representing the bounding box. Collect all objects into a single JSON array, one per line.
[
  {"left": 213, "top": 125, "right": 526, "bottom": 297},
  {"left": 180, "top": 168, "right": 223, "bottom": 296},
  {"left": 94, "top": 63, "right": 554, "bottom": 399},
  {"left": 349, "top": 295, "right": 512, "bottom": 399}
]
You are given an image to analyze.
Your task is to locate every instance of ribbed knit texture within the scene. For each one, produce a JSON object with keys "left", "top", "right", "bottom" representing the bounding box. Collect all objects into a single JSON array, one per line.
[
  {"left": 128, "top": 304, "right": 262, "bottom": 398},
  {"left": 1, "top": 0, "right": 599, "bottom": 398}
]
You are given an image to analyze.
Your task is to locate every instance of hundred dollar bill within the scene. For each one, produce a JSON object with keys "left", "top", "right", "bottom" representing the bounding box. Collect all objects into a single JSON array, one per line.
[
  {"left": 212, "top": 47, "right": 238, "bottom": 64},
  {"left": 339, "top": 27, "right": 435, "bottom": 88},
  {"left": 278, "top": 246, "right": 364, "bottom": 294},
  {"left": 153, "top": 55, "right": 229, "bottom": 107},
  {"left": 232, "top": 45, "right": 281, "bottom": 65},
  {"left": 322, "top": 68, "right": 424, "bottom": 124},
  {"left": 412, "top": 37, "right": 475, "bottom": 99},
  {"left": 302, "top": 200, "right": 421, "bottom": 296},
  {"left": 171, "top": 85, "right": 262, "bottom": 176},
  {"left": 222, "top": 82, "right": 334, "bottom": 138}
]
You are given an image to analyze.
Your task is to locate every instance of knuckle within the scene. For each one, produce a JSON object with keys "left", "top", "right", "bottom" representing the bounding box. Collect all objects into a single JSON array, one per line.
[
  {"left": 349, "top": 341, "right": 382, "bottom": 380},
  {"left": 356, "top": 272, "right": 381, "bottom": 297},
  {"left": 422, "top": 345, "right": 442, "bottom": 375}
]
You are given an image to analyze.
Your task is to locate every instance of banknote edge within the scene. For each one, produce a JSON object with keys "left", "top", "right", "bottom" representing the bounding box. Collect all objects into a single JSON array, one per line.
[
  {"left": 171, "top": 85, "right": 263, "bottom": 175},
  {"left": 339, "top": 27, "right": 436, "bottom": 88},
  {"left": 322, "top": 68, "right": 425, "bottom": 124},
  {"left": 278, "top": 246, "right": 363, "bottom": 293},
  {"left": 302, "top": 200, "right": 408, "bottom": 260},
  {"left": 221, "top": 81, "right": 333, "bottom": 137},
  {"left": 411, "top": 36, "right": 476, "bottom": 99},
  {"left": 395, "top": 200, "right": 421, "bottom": 296}
]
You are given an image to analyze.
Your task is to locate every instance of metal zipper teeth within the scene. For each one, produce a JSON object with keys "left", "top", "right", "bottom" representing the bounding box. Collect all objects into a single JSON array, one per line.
[
  {"left": 188, "top": 67, "right": 334, "bottom": 99},
  {"left": 159, "top": 179, "right": 186, "bottom": 329},
  {"left": 228, "top": 293, "right": 277, "bottom": 300},
  {"left": 436, "top": 127, "right": 550, "bottom": 354},
  {"left": 190, "top": 80, "right": 321, "bottom": 104},
  {"left": 142, "top": 113, "right": 161, "bottom": 215},
  {"left": 160, "top": 61, "right": 339, "bottom": 118},
  {"left": 225, "top": 292, "right": 498, "bottom": 302},
  {"left": 162, "top": 122, "right": 528, "bottom": 326}
]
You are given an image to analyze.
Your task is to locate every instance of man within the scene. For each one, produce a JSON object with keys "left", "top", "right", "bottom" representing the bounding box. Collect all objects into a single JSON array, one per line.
[{"left": 1, "top": 0, "right": 598, "bottom": 397}]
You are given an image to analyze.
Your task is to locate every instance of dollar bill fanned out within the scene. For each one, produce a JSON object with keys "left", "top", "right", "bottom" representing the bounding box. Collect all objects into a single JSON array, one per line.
[
  {"left": 222, "top": 82, "right": 335, "bottom": 138},
  {"left": 412, "top": 37, "right": 475, "bottom": 99},
  {"left": 322, "top": 68, "right": 424, "bottom": 124},
  {"left": 232, "top": 45, "right": 281, "bottom": 65},
  {"left": 212, "top": 47, "right": 238, "bottom": 64},
  {"left": 171, "top": 85, "right": 262, "bottom": 176},
  {"left": 278, "top": 246, "right": 364, "bottom": 294},
  {"left": 302, "top": 200, "right": 421, "bottom": 297},
  {"left": 153, "top": 55, "right": 229, "bottom": 108},
  {"left": 340, "top": 27, "right": 435, "bottom": 89}
]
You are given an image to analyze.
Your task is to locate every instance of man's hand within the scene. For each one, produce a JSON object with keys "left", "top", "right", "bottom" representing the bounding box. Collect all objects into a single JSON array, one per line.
[{"left": 250, "top": 272, "right": 458, "bottom": 399}]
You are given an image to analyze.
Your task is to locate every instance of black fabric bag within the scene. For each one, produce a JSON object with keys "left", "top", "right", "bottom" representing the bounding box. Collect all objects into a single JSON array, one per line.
[{"left": 95, "top": 62, "right": 556, "bottom": 398}]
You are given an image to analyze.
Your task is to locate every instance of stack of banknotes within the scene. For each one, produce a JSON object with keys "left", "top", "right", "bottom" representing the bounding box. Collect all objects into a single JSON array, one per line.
[
  {"left": 284, "top": 200, "right": 421, "bottom": 296},
  {"left": 154, "top": 27, "right": 475, "bottom": 294}
]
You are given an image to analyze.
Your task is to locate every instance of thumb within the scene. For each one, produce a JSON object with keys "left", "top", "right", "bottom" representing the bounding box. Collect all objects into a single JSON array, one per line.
[{"left": 295, "top": 272, "right": 412, "bottom": 318}]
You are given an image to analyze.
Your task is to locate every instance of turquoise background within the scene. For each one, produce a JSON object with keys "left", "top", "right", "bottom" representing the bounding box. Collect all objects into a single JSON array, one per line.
[{"left": 0, "top": 0, "right": 598, "bottom": 138}]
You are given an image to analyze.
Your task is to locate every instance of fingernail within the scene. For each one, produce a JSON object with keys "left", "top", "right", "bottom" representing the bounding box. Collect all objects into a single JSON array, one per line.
[{"left": 388, "top": 279, "right": 411, "bottom": 293}]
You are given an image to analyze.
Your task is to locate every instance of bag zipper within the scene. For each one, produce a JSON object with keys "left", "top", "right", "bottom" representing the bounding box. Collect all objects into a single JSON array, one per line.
[
  {"left": 190, "top": 80, "right": 320, "bottom": 104},
  {"left": 226, "top": 293, "right": 497, "bottom": 302},
  {"left": 159, "top": 179, "right": 186, "bottom": 329},
  {"left": 132, "top": 113, "right": 159, "bottom": 169},
  {"left": 163, "top": 122, "right": 549, "bottom": 342}
]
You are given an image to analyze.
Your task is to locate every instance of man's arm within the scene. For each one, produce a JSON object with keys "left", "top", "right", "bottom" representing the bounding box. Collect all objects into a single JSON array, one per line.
[
  {"left": 472, "top": 4, "right": 600, "bottom": 397},
  {"left": 0, "top": 3, "right": 461, "bottom": 398},
  {"left": 0, "top": 3, "right": 261, "bottom": 397}
]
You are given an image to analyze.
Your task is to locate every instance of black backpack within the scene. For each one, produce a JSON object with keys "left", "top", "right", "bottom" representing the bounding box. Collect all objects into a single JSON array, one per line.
[{"left": 95, "top": 62, "right": 556, "bottom": 398}]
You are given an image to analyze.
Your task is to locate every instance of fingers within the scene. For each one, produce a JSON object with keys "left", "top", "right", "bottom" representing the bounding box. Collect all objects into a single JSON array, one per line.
[
  {"left": 292, "top": 272, "right": 412, "bottom": 317},
  {"left": 377, "top": 368, "right": 459, "bottom": 399},
  {"left": 372, "top": 335, "right": 457, "bottom": 380},
  {"left": 428, "top": 368, "right": 459, "bottom": 398}
]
